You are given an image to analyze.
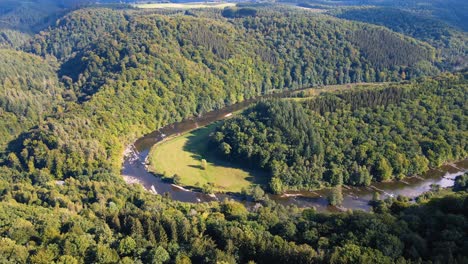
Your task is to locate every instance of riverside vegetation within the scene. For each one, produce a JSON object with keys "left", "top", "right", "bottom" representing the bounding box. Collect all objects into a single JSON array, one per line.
[
  {"left": 0, "top": 1, "right": 467, "bottom": 263},
  {"left": 212, "top": 74, "right": 467, "bottom": 193},
  {"left": 148, "top": 123, "right": 266, "bottom": 193},
  {"left": 2, "top": 6, "right": 440, "bottom": 183}
]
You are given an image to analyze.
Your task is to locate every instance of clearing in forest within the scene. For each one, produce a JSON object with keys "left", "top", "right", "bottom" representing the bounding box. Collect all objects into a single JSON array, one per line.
[
  {"left": 148, "top": 123, "right": 266, "bottom": 193},
  {"left": 147, "top": 82, "right": 384, "bottom": 193}
]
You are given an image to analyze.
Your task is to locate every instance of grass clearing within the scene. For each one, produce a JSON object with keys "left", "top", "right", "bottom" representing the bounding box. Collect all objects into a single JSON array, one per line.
[
  {"left": 134, "top": 2, "right": 236, "bottom": 9},
  {"left": 147, "top": 82, "right": 387, "bottom": 193},
  {"left": 148, "top": 122, "right": 267, "bottom": 193},
  {"left": 288, "top": 82, "right": 388, "bottom": 101}
]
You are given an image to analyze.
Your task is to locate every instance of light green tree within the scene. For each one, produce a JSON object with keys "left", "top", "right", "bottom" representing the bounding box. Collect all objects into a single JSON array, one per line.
[
  {"left": 118, "top": 236, "right": 136, "bottom": 256},
  {"left": 149, "top": 246, "right": 170, "bottom": 264},
  {"left": 328, "top": 186, "right": 343, "bottom": 206},
  {"left": 376, "top": 157, "right": 393, "bottom": 181}
]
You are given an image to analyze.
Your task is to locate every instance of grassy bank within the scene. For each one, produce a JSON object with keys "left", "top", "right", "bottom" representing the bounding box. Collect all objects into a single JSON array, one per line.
[
  {"left": 148, "top": 122, "right": 267, "bottom": 193},
  {"left": 146, "top": 82, "right": 388, "bottom": 193}
]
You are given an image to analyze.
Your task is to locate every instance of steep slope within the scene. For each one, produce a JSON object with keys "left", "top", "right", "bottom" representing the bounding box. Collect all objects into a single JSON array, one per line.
[
  {"left": 0, "top": 0, "right": 89, "bottom": 33},
  {"left": 0, "top": 5, "right": 466, "bottom": 264},
  {"left": 285, "top": 0, "right": 468, "bottom": 31},
  {"left": 333, "top": 7, "right": 468, "bottom": 70},
  {"left": 3, "top": 7, "right": 439, "bottom": 179},
  {"left": 0, "top": 49, "right": 64, "bottom": 149},
  {"left": 27, "top": 8, "right": 438, "bottom": 100},
  {"left": 0, "top": 0, "right": 92, "bottom": 48}
]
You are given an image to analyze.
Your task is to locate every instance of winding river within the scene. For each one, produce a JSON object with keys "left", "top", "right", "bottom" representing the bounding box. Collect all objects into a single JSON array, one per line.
[{"left": 121, "top": 89, "right": 468, "bottom": 211}]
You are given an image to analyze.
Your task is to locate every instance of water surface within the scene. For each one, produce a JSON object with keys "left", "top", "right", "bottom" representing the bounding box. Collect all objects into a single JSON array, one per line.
[{"left": 121, "top": 90, "right": 468, "bottom": 211}]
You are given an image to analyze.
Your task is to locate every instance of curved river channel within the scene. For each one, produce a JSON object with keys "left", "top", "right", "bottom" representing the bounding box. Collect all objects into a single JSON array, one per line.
[{"left": 121, "top": 89, "right": 468, "bottom": 211}]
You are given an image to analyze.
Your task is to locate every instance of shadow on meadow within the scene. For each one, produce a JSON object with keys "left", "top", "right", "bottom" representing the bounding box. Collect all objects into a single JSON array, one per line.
[{"left": 182, "top": 122, "right": 268, "bottom": 187}]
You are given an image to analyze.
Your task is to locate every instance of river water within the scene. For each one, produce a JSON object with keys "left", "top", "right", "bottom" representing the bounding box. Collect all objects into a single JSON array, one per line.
[{"left": 121, "top": 90, "right": 468, "bottom": 211}]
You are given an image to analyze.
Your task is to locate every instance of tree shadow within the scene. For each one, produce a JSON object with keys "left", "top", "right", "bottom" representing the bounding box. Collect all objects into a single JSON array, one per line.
[
  {"left": 188, "top": 164, "right": 204, "bottom": 170},
  {"left": 183, "top": 125, "right": 213, "bottom": 161},
  {"left": 182, "top": 123, "right": 269, "bottom": 187}
]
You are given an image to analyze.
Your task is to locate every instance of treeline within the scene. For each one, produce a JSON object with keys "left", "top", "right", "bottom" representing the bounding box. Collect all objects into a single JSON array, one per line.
[
  {"left": 302, "top": 84, "right": 420, "bottom": 114},
  {"left": 0, "top": 5, "right": 466, "bottom": 263},
  {"left": 212, "top": 73, "right": 467, "bottom": 191}
]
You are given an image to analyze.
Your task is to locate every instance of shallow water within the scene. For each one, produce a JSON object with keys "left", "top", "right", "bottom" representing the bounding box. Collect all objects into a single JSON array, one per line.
[{"left": 121, "top": 89, "right": 468, "bottom": 211}]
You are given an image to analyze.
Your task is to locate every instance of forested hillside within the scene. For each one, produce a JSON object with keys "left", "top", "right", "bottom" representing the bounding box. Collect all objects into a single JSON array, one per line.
[
  {"left": 0, "top": 7, "right": 439, "bottom": 181},
  {"left": 0, "top": 0, "right": 90, "bottom": 32},
  {"left": 0, "top": 4, "right": 466, "bottom": 263},
  {"left": 213, "top": 73, "right": 467, "bottom": 192},
  {"left": 0, "top": 0, "right": 95, "bottom": 49},
  {"left": 0, "top": 49, "right": 64, "bottom": 148},
  {"left": 27, "top": 8, "right": 437, "bottom": 100},
  {"left": 332, "top": 7, "right": 468, "bottom": 70},
  {"left": 288, "top": 0, "right": 468, "bottom": 31}
]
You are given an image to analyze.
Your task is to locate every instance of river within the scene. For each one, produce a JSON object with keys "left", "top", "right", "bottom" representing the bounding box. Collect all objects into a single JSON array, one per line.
[{"left": 121, "top": 89, "right": 468, "bottom": 211}]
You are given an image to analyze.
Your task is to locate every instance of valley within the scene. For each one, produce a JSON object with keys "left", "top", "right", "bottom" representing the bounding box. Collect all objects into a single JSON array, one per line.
[
  {"left": 0, "top": 1, "right": 466, "bottom": 263},
  {"left": 124, "top": 78, "right": 468, "bottom": 211}
]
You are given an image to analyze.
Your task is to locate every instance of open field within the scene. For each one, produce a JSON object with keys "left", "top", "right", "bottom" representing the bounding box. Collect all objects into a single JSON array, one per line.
[
  {"left": 148, "top": 123, "right": 267, "bottom": 193},
  {"left": 134, "top": 2, "right": 235, "bottom": 9}
]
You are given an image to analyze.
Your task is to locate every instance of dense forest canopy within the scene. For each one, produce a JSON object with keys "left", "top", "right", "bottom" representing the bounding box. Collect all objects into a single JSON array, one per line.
[
  {"left": 0, "top": 2, "right": 466, "bottom": 263},
  {"left": 26, "top": 7, "right": 438, "bottom": 100},
  {"left": 0, "top": 49, "right": 64, "bottom": 149},
  {"left": 331, "top": 7, "right": 468, "bottom": 70},
  {"left": 212, "top": 74, "right": 467, "bottom": 192},
  {"left": 0, "top": 6, "right": 441, "bottom": 182},
  {"left": 0, "top": 0, "right": 94, "bottom": 49},
  {"left": 0, "top": 162, "right": 467, "bottom": 263},
  {"left": 286, "top": 0, "right": 468, "bottom": 31}
]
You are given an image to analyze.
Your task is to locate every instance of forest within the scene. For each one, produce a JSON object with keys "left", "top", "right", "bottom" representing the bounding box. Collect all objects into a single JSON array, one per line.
[
  {"left": 0, "top": 0, "right": 90, "bottom": 34},
  {"left": 287, "top": 0, "right": 468, "bottom": 31},
  {"left": 0, "top": 162, "right": 468, "bottom": 263},
  {"left": 212, "top": 73, "right": 467, "bottom": 192},
  {"left": 0, "top": 163, "right": 467, "bottom": 263},
  {"left": 0, "top": 6, "right": 441, "bottom": 182},
  {"left": 0, "top": 2, "right": 466, "bottom": 263},
  {"left": 331, "top": 7, "right": 467, "bottom": 70}
]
